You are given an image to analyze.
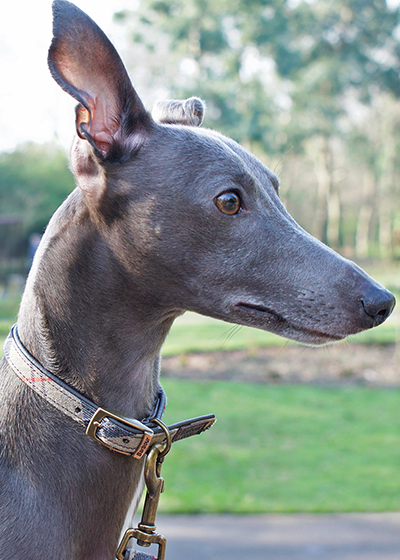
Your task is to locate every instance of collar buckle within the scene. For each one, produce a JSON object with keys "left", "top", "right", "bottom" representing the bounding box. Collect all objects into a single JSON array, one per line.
[{"left": 86, "top": 407, "right": 154, "bottom": 457}]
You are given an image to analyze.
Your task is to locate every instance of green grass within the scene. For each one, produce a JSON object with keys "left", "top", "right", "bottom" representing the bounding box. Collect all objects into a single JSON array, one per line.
[
  {"left": 1, "top": 264, "right": 400, "bottom": 513},
  {"left": 158, "top": 379, "right": 400, "bottom": 513},
  {"left": 161, "top": 313, "right": 289, "bottom": 356},
  {"left": 0, "top": 295, "right": 20, "bottom": 350}
]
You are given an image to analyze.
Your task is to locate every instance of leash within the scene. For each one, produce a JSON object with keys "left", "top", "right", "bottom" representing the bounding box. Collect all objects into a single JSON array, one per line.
[
  {"left": 116, "top": 423, "right": 171, "bottom": 560},
  {"left": 3, "top": 325, "right": 216, "bottom": 559}
]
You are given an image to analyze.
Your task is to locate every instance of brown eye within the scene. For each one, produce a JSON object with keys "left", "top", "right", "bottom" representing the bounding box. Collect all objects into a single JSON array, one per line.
[{"left": 215, "top": 192, "right": 241, "bottom": 215}]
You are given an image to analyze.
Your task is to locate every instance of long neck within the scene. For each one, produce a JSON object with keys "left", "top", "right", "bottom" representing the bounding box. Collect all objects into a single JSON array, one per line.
[
  {"left": 10, "top": 190, "right": 177, "bottom": 559},
  {"left": 18, "top": 189, "right": 176, "bottom": 419}
]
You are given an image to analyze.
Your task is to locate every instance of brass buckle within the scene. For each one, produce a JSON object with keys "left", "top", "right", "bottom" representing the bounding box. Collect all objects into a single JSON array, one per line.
[
  {"left": 116, "top": 528, "right": 166, "bottom": 560},
  {"left": 86, "top": 407, "right": 153, "bottom": 457}
]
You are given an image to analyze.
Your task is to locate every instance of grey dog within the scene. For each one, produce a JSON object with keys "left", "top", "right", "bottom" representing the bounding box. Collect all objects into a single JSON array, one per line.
[{"left": 0, "top": 1, "right": 395, "bottom": 559}]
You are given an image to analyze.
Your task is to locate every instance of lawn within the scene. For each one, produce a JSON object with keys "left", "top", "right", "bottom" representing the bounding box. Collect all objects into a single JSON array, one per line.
[
  {"left": 0, "top": 294, "right": 20, "bottom": 353},
  {"left": 158, "top": 379, "right": 400, "bottom": 513},
  {"left": 0, "top": 261, "right": 399, "bottom": 513}
]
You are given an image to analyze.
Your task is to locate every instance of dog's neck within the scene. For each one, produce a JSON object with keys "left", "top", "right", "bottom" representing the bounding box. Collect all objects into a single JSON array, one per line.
[
  {"left": 4, "top": 191, "right": 182, "bottom": 560},
  {"left": 17, "top": 189, "right": 177, "bottom": 420}
]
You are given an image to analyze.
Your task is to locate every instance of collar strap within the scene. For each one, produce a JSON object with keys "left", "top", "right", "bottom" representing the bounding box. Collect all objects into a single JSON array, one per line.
[{"left": 4, "top": 325, "right": 215, "bottom": 457}]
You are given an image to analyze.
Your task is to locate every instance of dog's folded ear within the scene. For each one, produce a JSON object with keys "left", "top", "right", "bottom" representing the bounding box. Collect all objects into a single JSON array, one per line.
[
  {"left": 152, "top": 98, "right": 205, "bottom": 127},
  {"left": 48, "top": 0, "right": 152, "bottom": 160}
]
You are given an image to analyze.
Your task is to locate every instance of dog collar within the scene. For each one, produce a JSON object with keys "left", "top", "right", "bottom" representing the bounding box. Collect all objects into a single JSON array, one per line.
[{"left": 4, "top": 325, "right": 215, "bottom": 457}]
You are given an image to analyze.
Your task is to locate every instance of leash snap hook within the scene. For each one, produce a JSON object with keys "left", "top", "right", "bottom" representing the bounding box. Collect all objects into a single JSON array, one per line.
[
  {"left": 116, "top": 423, "right": 171, "bottom": 560},
  {"left": 116, "top": 528, "right": 166, "bottom": 560}
]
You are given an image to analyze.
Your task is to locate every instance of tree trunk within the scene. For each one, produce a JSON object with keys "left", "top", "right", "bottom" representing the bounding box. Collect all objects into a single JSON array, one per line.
[
  {"left": 355, "top": 171, "right": 375, "bottom": 259},
  {"left": 310, "top": 136, "right": 341, "bottom": 248},
  {"left": 378, "top": 190, "right": 393, "bottom": 259},
  {"left": 312, "top": 136, "right": 331, "bottom": 244}
]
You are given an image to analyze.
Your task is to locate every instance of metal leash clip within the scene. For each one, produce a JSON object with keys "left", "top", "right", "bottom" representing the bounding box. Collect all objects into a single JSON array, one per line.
[{"left": 116, "top": 419, "right": 172, "bottom": 560}]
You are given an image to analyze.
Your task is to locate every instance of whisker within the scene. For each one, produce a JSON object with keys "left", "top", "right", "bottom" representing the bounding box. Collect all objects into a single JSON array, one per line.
[
  {"left": 273, "top": 146, "right": 293, "bottom": 177},
  {"left": 215, "top": 325, "right": 237, "bottom": 344},
  {"left": 216, "top": 324, "right": 243, "bottom": 349},
  {"left": 296, "top": 344, "right": 310, "bottom": 356},
  {"left": 277, "top": 340, "right": 290, "bottom": 357}
]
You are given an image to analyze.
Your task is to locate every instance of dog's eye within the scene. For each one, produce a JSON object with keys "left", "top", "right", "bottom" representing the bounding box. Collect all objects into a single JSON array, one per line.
[{"left": 215, "top": 192, "right": 241, "bottom": 215}]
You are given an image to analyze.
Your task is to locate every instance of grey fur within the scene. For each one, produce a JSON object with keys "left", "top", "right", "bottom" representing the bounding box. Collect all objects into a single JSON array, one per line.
[
  {"left": 0, "top": 1, "right": 395, "bottom": 559},
  {"left": 152, "top": 97, "right": 205, "bottom": 127}
]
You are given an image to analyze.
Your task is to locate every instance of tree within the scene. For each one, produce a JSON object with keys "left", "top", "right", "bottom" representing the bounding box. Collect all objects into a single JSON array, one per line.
[
  {"left": 0, "top": 143, "right": 74, "bottom": 261},
  {"left": 113, "top": 0, "right": 400, "bottom": 257}
]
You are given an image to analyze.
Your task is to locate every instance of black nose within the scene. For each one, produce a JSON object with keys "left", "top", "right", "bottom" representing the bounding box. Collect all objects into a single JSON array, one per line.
[{"left": 361, "top": 288, "right": 396, "bottom": 327}]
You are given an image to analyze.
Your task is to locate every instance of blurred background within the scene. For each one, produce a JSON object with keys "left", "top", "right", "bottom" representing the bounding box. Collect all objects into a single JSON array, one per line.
[{"left": 0, "top": 0, "right": 399, "bottom": 526}]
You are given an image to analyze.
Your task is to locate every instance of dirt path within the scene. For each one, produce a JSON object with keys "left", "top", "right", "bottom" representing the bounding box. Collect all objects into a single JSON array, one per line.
[{"left": 162, "top": 343, "right": 400, "bottom": 386}]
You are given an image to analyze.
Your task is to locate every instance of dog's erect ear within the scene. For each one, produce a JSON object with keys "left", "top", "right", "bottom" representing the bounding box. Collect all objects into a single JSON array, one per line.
[
  {"left": 152, "top": 98, "right": 205, "bottom": 127},
  {"left": 48, "top": 0, "right": 151, "bottom": 159}
]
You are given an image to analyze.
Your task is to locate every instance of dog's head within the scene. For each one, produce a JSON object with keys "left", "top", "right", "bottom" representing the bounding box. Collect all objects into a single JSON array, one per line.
[{"left": 47, "top": 0, "right": 395, "bottom": 346}]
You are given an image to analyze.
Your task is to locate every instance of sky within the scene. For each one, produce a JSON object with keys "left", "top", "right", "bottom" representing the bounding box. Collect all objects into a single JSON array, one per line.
[
  {"left": 0, "top": 0, "right": 129, "bottom": 153},
  {"left": 2, "top": 0, "right": 400, "bottom": 154}
]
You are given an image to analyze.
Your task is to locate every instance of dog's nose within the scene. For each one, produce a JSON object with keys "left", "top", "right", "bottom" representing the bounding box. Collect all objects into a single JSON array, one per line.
[{"left": 361, "top": 287, "right": 396, "bottom": 327}]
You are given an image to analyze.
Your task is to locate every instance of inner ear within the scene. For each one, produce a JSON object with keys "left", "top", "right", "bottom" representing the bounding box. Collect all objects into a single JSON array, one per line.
[
  {"left": 152, "top": 97, "right": 205, "bottom": 127},
  {"left": 48, "top": 0, "right": 151, "bottom": 159}
]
